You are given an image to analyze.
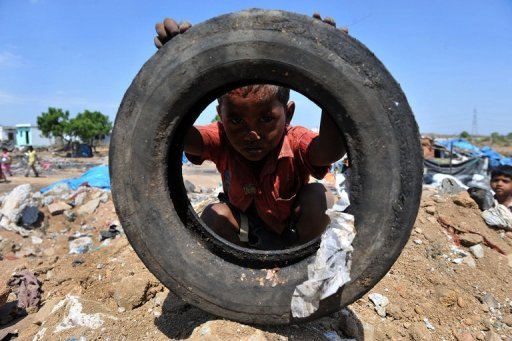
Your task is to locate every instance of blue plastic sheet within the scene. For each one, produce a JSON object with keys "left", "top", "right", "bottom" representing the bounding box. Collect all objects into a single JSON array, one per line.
[
  {"left": 40, "top": 165, "right": 110, "bottom": 193},
  {"left": 436, "top": 138, "right": 483, "bottom": 157},
  {"left": 480, "top": 146, "right": 512, "bottom": 168}
]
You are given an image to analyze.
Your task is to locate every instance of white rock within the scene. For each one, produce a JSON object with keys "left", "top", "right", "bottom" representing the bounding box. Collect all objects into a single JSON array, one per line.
[
  {"left": 469, "top": 244, "right": 484, "bottom": 259},
  {"left": 368, "top": 293, "right": 389, "bottom": 317},
  {"left": 0, "top": 184, "right": 32, "bottom": 224}
]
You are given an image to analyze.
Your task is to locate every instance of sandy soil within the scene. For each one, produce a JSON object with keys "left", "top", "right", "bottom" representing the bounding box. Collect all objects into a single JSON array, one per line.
[{"left": 0, "top": 159, "right": 511, "bottom": 341}]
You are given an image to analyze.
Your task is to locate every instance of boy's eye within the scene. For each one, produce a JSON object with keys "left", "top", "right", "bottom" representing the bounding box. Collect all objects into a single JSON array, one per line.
[
  {"left": 260, "top": 116, "right": 274, "bottom": 123},
  {"left": 229, "top": 118, "right": 243, "bottom": 125}
]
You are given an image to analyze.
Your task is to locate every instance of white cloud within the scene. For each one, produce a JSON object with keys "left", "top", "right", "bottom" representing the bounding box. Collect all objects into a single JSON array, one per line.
[{"left": 0, "top": 52, "right": 24, "bottom": 68}]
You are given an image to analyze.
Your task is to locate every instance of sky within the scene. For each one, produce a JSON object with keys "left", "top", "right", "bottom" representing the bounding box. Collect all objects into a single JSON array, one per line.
[{"left": 0, "top": 0, "right": 511, "bottom": 135}]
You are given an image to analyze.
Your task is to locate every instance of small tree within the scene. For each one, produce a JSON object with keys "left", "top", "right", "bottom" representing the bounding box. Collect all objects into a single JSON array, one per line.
[
  {"left": 66, "top": 110, "right": 112, "bottom": 149},
  {"left": 460, "top": 131, "right": 470, "bottom": 139},
  {"left": 37, "top": 107, "right": 70, "bottom": 143}
]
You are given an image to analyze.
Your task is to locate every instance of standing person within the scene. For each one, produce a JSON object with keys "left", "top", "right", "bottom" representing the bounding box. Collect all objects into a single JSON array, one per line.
[
  {"left": 25, "top": 146, "right": 39, "bottom": 177},
  {"left": 0, "top": 160, "right": 6, "bottom": 182},
  {"left": 1, "top": 148, "right": 13, "bottom": 176}
]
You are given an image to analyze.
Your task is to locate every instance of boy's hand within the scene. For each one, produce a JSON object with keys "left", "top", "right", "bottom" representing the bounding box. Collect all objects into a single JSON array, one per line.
[
  {"left": 312, "top": 13, "right": 349, "bottom": 34},
  {"left": 154, "top": 18, "right": 192, "bottom": 49}
]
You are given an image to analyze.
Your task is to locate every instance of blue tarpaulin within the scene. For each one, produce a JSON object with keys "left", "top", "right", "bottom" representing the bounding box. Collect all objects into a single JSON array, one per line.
[
  {"left": 480, "top": 146, "right": 512, "bottom": 168},
  {"left": 40, "top": 165, "right": 110, "bottom": 193},
  {"left": 436, "top": 138, "right": 483, "bottom": 157}
]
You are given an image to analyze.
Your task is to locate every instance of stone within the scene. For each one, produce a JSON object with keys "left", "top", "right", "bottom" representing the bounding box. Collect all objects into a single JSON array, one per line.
[
  {"left": 0, "top": 238, "right": 15, "bottom": 253},
  {"left": 386, "top": 303, "right": 402, "bottom": 320},
  {"left": 113, "top": 276, "right": 154, "bottom": 310},
  {"left": 42, "top": 195, "right": 54, "bottom": 206},
  {"left": 425, "top": 206, "right": 436, "bottom": 215},
  {"left": 455, "top": 333, "right": 474, "bottom": 341},
  {"left": 409, "top": 322, "right": 431, "bottom": 340},
  {"left": 0, "top": 284, "right": 10, "bottom": 307},
  {"left": 32, "top": 298, "right": 60, "bottom": 325},
  {"left": 460, "top": 233, "right": 484, "bottom": 247},
  {"left": 453, "top": 192, "right": 478, "bottom": 209},
  {"left": 47, "top": 201, "right": 72, "bottom": 216},
  {"left": 484, "top": 331, "right": 500, "bottom": 341},
  {"left": 76, "top": 198, "right": 100, "bottom": 216},
  {"left": 457, "top": 296, "right": 466, "bottom": 308},
  {"left": 469, "top": 244, "right": 485, "bottom": 259},
  {"left": 44, "top": 183, "right": 71, "bottom": 197},
  {"left": 63, "top": 210, "right": 76, "bottom": 222},
  {"left": 502, "top": 315, "right": 512, "bottom": 327},
  {"left": 440, "top": 178, "right": 466, "bottom": 195},
  {"left": 368, "top": 293, "right": 389, "bottom": 317},
  {"left": 508, "top": 254, "right": 512, "bottom": 268},
  {"left": 21, "top": 206, "right": 41, "bottom": 226},
  {"left": 480, "top": 293, "right": 499, "bottom": 310},
  {"left": 73, "top": 192, "right": 87, "bottom": 206},
  {"left": 31, "top": 236, "right": 43, "bottom": 244},
  {"left": 0, "top": 184, "right": 32, "bottom": 223},
  {"left": 99, "top": 192, "right": 109, "bottom": 203},
  {"left": 435, "top": 287, "right": 458, "bottom": 307},
  {"left": 414, "top": 305, "right": 425, "bottom": 315},
  {"left": 464, "top": 254, "right": 477, "bottom": 268},
  {"left": 184, "top": 179, "right": 196, "bottom": 193},
  {"left": 68, "top": 237, "right": 93, "bottom": 254}
]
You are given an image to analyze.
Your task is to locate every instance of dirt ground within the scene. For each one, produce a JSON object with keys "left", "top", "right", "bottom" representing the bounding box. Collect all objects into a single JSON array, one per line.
[{"left": 1, "top": 158, "right": 512, "bottom": 340}]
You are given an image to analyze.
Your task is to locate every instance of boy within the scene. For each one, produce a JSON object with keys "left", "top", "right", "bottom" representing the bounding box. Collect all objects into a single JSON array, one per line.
[
  {"left": 490, "top": 165, "right": 512, "bottom": 212},
  {"left": 155, "top": 16, "right": 346, "bottom": 249},
  {"left": 25, "top": 146, "right": 39, "bottom": 177}
]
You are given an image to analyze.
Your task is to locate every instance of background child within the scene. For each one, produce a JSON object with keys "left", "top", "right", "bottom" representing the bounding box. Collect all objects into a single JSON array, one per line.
[
  {"left": 25, "top": 146, "right": 39, "bottom": 177},
  {"left": 1, "top": 148, "right": 12, "bottom": 176},
  {"left": 490, "top": 165, "right": 512, "bottom": 212},
  {"left": 155, "top": 16, "right": 346, "bottom": 249}
]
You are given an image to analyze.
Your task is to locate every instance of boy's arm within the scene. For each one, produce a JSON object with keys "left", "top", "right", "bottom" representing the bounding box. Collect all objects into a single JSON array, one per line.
[
  {"left": 183, "top": 127, "right": 203, "bottom": 157},
  {"left": 308, "top": 111, "right": 346, "bottom": 167}
]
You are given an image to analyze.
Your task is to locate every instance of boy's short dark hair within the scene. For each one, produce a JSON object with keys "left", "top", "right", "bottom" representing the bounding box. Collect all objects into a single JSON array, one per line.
[
  {"left": 491, "top": 165, "right": 512, "bottom": 179},
  {"left": 218, "top": 84, "right": 290, "bottom": 107},
  {"left": 2, "top": 148, "right": 7, "bottom": 152}
]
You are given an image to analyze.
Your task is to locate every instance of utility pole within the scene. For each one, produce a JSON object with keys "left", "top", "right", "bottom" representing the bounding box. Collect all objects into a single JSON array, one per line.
[{"left": 471, "top": 108, "right": 478, "bottom": 136}]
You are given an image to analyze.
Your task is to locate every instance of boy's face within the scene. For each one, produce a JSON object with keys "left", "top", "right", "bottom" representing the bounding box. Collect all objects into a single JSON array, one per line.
[
  {"left": 217, "top": 93, "right": 294, "bottom": 162},
  {"left": 491, "top": 175, "right": 512, "bottom": 198}
]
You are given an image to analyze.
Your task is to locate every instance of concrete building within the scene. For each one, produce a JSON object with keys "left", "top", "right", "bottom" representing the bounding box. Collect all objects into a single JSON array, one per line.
[
  {"left": 0, "top": 125, "right": 16, "bottom": 143},
  {"left": 15, "top": 124, "right": 55, "bottom": 147}
]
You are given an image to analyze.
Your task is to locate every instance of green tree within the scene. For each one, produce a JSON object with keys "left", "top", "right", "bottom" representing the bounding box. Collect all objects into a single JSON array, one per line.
[
  {"left": 66, "top": 110, "right": 112, "bottom": 148},
  {"left": 460, "top": 131, "right": 470, "bottom": 139},
  {"left": 37, "top": 107, "right": 70, "bottom": 141},
  {"left": 211, "top": 114, "right": 221, "bottom": 123}
]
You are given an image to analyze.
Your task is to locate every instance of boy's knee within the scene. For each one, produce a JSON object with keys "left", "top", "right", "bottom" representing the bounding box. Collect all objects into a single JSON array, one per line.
[
  {"left": 201, "top": 203, "right": 239, "bottom": 230},
  {"left": 297, "top": 183, "right": 334, "bottom": 209}
]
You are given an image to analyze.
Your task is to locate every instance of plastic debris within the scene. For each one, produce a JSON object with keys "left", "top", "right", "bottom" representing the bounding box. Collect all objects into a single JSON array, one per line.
[
  {"left": 482, "top": 201, "right": 512, "bottom": 231},
  {"left": 69, "top": 237, "right": 93, "bottom": 254},
  {"left": 291, "top": 209, "right": 355, "bottom": 318}
]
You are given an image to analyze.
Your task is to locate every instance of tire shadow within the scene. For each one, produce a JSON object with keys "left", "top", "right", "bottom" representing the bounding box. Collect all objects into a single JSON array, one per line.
[
  {"left": 154, "top": 291, "right": 365, "bottom": 340},
  {"left": 154, "top": 292, "right": 215, "bottom": 339}
]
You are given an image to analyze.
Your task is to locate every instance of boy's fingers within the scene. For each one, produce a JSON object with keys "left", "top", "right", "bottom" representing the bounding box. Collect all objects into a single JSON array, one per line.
[
  {"left": 179, "top": 21, "right": 192, "bottom": 33},
  {"left": 163, "top": 17, "right": 180, "bottom": 37},
  {"left": 155, "top": 22, "right": 168, "bottom": 40},
  {"left": 154, "top": 36, "right": 163, "bottom": 49},
  {"left": 323, "top": 16, "right": 336, "bottom": 27}
]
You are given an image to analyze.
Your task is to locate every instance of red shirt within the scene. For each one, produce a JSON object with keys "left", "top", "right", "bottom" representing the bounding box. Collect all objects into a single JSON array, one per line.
[{"left": 186, "top": 122, "right": 329, "bottom": 234}]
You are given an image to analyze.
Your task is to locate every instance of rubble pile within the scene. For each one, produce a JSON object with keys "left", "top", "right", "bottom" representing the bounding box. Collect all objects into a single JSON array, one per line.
[{"left": 0, "top": 173, "right": 511, "bottom": 340}]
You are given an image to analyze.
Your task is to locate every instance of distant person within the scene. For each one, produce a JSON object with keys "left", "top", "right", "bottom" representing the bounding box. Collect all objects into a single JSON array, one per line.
[
  {"left": 1, "top": 148, "right": 13, "bottom": 176},
  {"left": 0, "top": 161, "right": 6, "bottom": 182},
  {"left": 420, "top": 136, "right": 434, "bottom": 160},
  {"left": 152, "top": 16, "right": 345, "bottom": 249},
  {"left": 25, "top": 146, "right": 39, "bottom": 177},
  {"left": 490, "top": 165, "right": 512, "bottom": 212}
]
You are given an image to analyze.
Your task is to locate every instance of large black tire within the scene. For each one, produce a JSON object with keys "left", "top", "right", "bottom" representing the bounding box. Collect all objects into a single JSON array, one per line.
[{"left": 110, "top": 9, "right": 423, "bottom": 325}]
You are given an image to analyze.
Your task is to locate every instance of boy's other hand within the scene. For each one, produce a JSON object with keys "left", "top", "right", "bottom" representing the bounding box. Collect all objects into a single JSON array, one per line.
[
  {"left": 312, "top": 13, "right": 349, "bottom": 34},
  {"left": 154, "top": 18, "right": 192, "bottom": 49}
]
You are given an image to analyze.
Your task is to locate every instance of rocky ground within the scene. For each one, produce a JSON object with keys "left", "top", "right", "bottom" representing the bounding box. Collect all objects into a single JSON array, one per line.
[{"left": 0, "top": 160, "right": 511, "bottom": 341}]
